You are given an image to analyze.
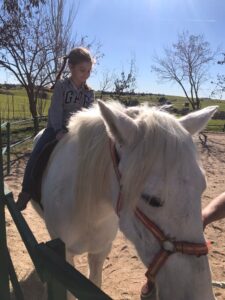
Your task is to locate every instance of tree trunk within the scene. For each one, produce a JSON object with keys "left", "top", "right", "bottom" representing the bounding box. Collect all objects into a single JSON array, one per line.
[{"left": 27, "top": 89, "right": 39, "bottom": 135}]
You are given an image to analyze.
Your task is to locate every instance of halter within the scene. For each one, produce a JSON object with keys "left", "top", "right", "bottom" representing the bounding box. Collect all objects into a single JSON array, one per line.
[{"left": 109, "top": 139, "right": 208, "bottom": 297}]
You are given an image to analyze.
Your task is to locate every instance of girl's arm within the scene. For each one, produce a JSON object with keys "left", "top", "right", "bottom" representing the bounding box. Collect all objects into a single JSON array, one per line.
[{"left": 48, "top": 80, "right": 64, "bottom": 133}]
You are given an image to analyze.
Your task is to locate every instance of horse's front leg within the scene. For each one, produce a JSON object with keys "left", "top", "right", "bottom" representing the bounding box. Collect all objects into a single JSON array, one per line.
[{"left": 88, "top": 243, "right": 112, "bottom": 287}]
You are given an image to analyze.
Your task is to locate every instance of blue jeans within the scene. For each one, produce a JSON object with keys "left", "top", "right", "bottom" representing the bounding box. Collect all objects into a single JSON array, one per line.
[{"left": 22, "top": 127, "right": 56, "bottom": 193}]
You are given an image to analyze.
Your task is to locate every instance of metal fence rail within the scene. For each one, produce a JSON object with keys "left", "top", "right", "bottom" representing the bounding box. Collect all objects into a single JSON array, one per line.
[
  {"left": 1, "top": 116, "right": 47, "bottom": 175},
  {"left": 0, "top": 191, "right": 112, "bottom": 300}
]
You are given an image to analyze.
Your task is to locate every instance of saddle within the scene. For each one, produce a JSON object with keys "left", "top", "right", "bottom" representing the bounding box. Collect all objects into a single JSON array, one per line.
[{"left": 30, "top": 139, "right": 58, "bottom": 207}]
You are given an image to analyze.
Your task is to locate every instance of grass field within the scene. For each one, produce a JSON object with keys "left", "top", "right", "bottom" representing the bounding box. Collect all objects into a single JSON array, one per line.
[
  {"left": 0, "top": 87, "right": 224, "bottom": 174},
  {"left": 0, "top": 88, "right": 51, "bottom": 120},
  {"left": 2, "top": 86, "right": 225, "bottom": 176},
  {"left": 0, "top": 87, "right": 225, "bottom": 128}
]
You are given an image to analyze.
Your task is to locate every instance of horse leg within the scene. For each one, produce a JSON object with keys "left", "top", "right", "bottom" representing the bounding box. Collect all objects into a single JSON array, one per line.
[{"left": 87, "top": 243, "right": 112, "bottom": 287}]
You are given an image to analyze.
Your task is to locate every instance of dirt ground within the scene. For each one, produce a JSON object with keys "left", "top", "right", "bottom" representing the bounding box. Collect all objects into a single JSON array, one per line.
[{"left": 4, "top": 132, "right": 225, "bottom": 300}]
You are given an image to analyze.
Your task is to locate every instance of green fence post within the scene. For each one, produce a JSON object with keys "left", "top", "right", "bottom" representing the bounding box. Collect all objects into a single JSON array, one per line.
[
  {"left": 6, "top": 122, "right": 10, "bottom": 175},
  {"left": 7, "top": 248, "right": 24, "bottom": 300},
  {"left": 46, "top": 239, "right": 67, "bottom": 300},
  {"left": 0, "top": 122, "right": 10, "bottom": 300}
]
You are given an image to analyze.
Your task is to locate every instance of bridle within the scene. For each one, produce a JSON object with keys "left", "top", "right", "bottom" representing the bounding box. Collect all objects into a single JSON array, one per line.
[{"left": 109, "top": 139, "right": 208, "bottom": 297}]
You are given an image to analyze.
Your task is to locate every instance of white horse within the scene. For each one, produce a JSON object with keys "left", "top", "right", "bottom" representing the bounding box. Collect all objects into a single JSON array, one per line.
[{"left": 33, "top": 101, "right": 218, "bottom": 300}]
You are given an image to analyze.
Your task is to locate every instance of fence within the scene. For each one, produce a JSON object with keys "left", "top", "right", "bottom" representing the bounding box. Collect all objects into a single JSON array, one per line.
[
  {"left": 206, "top": 124, "right": 225, "bottom": 132},
  {"left": 0, "top": 123, "right": 112, "bottom": 300},
  {"left": 1, "top": 116, "right": 47, "bottom": 176}
]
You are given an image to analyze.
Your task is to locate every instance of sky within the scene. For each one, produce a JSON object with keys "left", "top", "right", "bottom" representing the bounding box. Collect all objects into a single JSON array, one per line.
[{"left": 1, "top": 0, "right": 225, "bottom": 98}]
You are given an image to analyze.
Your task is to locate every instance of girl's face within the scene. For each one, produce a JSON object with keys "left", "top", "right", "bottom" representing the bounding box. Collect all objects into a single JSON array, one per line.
[{"left": 70, "top": 61, "right": 92, "bottom": 87}]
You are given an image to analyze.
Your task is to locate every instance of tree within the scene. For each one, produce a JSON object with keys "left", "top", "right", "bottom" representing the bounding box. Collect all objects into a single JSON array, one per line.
[
  {"left": 114, "top": 58, "right": 137, "bottom": 99},
  {"left": 211, "top": 53, "right": 225, "bottom": 99},
  {"left": 0, "top": 0, "right": 102, "bottom": 132},
  {"left": 3, "top": 0, "right": 46, "bottom": 12},
  {"left": 44, "top": 0, "right": 78, "bottom": 82},
  {"left": 0, "top": 1, "right": 53, "bottom": 131},
  {"left": 152, "top": 32, "right": 215, "bottom": 110},
  {"left": 99, "top": 70, "right": 115, "bottom": 98}
]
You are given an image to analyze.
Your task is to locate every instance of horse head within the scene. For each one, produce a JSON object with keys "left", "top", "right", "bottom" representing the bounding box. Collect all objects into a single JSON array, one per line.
[{"left": 98, "top": 101, "right": 217, "bottom": 300}]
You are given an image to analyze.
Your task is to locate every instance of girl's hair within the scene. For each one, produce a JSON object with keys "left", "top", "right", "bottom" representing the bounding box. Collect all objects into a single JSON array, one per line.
[{"left": 51, "top": 47, "right": 94, "bottom": 89}]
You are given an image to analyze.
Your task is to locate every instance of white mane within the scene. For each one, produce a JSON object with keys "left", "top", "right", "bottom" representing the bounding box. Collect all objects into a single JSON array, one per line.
[{"left": 60, "top": 101, "right": 198, "bottom": 214}]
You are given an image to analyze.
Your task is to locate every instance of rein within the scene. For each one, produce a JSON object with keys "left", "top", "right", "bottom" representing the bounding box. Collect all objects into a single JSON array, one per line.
[{"left": 109, "top": 139, "right": 208, "bottom": 297}]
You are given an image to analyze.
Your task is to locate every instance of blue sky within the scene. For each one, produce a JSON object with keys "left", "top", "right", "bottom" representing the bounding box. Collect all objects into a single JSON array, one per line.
[
  {"left": 1, "top": 0, "right": 225, "bottom": 98},
  {"left": 72, "top": 0, "right": 225, "bottom": 98}
]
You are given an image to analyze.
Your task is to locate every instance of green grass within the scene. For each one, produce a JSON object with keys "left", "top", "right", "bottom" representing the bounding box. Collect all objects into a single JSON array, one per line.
[
  {"left": 99, "top": 92, "right": 225, "bottom": 111},
  {"left": 1, "top": 87, "right": 225, "bottom": 128},
  {"left": 98, "top": 92, "right": 225, "bottom": 132},
  {"left": 0, "top": 92, "right": 51, "bottom": 120},
  {"left": 207, "top": 119, "right": 225, "bottom": 131}
]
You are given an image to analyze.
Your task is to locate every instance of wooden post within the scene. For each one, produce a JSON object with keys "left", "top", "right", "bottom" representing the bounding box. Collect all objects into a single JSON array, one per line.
[{"left": 0, "top": 121, "right": 10, "bottom": 300}]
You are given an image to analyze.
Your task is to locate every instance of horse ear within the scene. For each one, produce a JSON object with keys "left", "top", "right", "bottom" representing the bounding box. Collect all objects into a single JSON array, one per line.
[
  {"left": 98, "top": 100, "right": 138, "bottom": 145},
  {"left": 179, "top": 106, "right": 218, "bottom": 135}
]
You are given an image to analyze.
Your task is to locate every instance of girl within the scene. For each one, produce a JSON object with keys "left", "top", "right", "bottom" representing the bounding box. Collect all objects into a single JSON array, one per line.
[{"left": 17, "top": 47, "right": 95, "bottom": 210}]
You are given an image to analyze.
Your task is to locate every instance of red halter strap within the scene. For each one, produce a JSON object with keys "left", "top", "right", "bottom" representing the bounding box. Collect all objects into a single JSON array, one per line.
[
  {"left": 109, "top": 139, "right": 208, "bottom": 296},
  {"left": 134, "top": 207, "right": 208, "bottom": 295}
]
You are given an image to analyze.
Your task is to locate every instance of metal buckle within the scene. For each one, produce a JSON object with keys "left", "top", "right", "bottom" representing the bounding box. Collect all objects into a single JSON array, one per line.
[{"left": 162, "top": 240, "right": 175, "bottom": 253}]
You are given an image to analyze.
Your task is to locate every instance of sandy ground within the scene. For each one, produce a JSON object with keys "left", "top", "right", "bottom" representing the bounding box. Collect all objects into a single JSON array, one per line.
[{"left": 4, "top": 132, "right": 225, "bottom": 300}]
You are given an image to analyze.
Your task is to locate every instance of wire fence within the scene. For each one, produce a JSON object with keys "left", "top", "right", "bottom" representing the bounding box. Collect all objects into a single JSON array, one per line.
[{"left": 1, "top": 116, "right": 48, "bottom": 175}]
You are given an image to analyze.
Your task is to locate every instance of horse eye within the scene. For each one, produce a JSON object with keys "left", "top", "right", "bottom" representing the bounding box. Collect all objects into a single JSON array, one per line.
[{"left": 141, "top": 193, "right": 162, "bottom": 207}]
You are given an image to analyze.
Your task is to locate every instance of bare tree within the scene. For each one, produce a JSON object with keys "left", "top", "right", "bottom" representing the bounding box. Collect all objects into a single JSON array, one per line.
[
  {"left": 0, "top": 0, "right": 102, "bottom": 132},
  {"left": 99, "top": 70, "right": 115, "bottom": 98},
  {"left": 114, "top": 58, "right": 137, "bottom": 99},
  {"left": 44, "top": 0, "right": 78, "bottom": 82},
  {"left": 152, "top": 32, "right": 215, "bottom": 110},
  {"left": 211, "top": 53, "right": 225, "bottom": 99},
  {"left": 0, "top": 2, "right": 54, "bottom": 131},
  {"left": 3, "top": 0, "right": 45, "bottom": 11}
]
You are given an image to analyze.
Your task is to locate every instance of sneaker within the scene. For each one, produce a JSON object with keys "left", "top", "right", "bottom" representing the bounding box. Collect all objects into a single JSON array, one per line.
[{"left": 16, "top": 191, "right": 31, "bottom": 211}]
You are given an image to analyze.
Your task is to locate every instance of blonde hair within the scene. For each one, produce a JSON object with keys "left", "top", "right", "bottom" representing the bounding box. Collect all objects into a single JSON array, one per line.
[{"left": 51, "top": 47, "right": 94, "bottom": 89}]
